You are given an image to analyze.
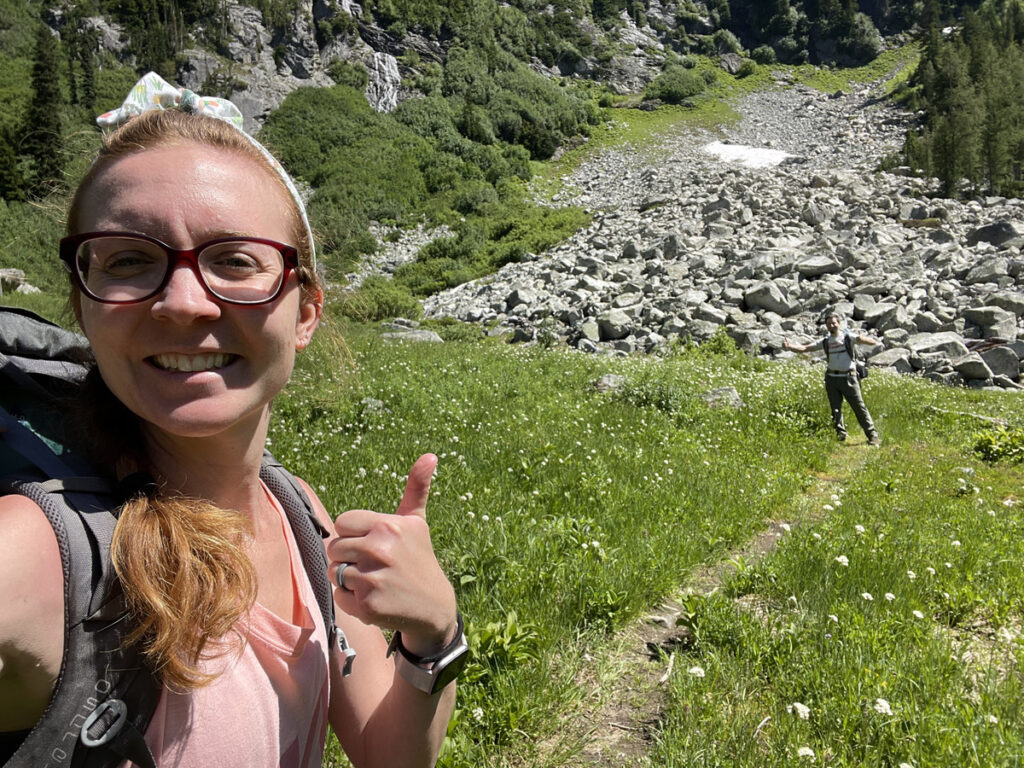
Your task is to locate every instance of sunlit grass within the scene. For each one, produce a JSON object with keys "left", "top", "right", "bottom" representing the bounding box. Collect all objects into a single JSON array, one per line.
[{"left": 269, "top": 322, "right": 1024, "bottom": 767}]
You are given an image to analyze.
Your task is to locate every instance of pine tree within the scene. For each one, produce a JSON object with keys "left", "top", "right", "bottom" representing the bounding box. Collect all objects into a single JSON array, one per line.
[
  {"left": 0, "top": 131, "right": 26, "bottom": 202},
  {"left": 23, "top": 24, "right": 65, "bottom": 196}
]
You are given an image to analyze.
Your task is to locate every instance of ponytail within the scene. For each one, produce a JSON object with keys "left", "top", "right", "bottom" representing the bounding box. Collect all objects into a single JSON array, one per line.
[{"left": 112, "top": 492, "right": 257, "bottom": 690}]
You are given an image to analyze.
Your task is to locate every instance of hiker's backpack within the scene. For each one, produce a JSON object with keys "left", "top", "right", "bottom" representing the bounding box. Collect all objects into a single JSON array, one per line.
[
  {"left": 0, "top": 306, "right": 353, "bottom": 768},
  {"left": 822, "top": 330, "right": 868, "bottom": 380}
]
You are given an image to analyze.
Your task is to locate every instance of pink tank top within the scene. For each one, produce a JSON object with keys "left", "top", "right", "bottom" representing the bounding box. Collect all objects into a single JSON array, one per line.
[{"left": 137, "top": 484, "right": 331, "bottom": 768}]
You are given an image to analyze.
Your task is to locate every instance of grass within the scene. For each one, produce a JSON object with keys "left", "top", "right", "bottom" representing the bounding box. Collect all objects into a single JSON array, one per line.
[{"left": 260, "top": 318, "right": 1024, "bottom": 768}]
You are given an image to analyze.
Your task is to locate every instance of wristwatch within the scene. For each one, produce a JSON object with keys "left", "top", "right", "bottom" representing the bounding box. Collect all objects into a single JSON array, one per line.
[{"left": 387, "top": 612, "right": 470, "bottom": 695}]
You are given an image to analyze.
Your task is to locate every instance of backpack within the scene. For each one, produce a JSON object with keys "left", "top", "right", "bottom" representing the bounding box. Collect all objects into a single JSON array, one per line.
[
  {"left": 0, "top": 307, "right": 354, "bottom": 768},
  {"left": 822, "top": 330, "right": 868, "bottom": 380}
]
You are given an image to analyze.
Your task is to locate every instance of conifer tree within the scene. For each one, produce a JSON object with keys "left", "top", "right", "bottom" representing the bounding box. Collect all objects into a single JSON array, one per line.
[{"left": 23, "top": 24, "right": 65, "bottom": 196}]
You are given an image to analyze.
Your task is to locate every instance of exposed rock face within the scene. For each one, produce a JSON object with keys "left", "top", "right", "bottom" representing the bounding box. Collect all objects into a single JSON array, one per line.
[{"left": 411, "top": 81, "right": 1024, "bottom": 390}]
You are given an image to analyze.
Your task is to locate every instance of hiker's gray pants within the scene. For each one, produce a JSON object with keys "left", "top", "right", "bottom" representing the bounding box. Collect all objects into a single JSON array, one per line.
[{"left": 825, "top": 373, "right": 877, "bottom": 440}]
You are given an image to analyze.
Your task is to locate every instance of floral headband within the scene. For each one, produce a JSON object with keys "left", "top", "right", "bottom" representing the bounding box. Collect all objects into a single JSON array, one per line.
[{"left": 97, "top": 71, "right": 316, "bottom": 268}]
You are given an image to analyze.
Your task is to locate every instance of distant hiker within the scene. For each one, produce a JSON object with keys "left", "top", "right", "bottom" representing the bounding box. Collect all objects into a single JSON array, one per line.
[
  {"left": 784, "top": 311, "right": 882, "bottom": 446},
  {"left": 1, "top": 73, "right": 465, "bottom": 767}
]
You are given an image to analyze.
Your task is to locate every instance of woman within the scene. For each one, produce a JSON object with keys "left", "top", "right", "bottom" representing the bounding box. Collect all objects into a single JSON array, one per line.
[{"left": 0, "top": 76, "right": 461, "bottom": 767}]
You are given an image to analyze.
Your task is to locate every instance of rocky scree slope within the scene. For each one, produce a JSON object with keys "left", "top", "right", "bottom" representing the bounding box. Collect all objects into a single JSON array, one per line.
[{"left": 412, "top": 78, "right": 1024, "bottom": 391}]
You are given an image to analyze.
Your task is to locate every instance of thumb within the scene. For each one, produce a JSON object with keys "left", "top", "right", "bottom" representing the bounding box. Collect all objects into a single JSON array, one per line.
[{"left": 395, "top": 453, "right": 438, "bottom": 519}]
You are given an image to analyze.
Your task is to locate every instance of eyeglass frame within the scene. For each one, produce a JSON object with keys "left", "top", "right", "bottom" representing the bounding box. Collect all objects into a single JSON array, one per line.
[{"left": 59, "top": 231, "right": 303, "bottom": 306}]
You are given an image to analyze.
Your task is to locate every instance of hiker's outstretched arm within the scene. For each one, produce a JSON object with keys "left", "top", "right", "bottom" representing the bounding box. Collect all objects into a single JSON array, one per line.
[
  {"left": 0, "top": 495, "right": 64, "bottom": 731},
  {"left": 300, "top": 460, "right": 457, "bottom": 768},
  {"left": 783, "top": 337, "right": 816, "bottom": 353}
]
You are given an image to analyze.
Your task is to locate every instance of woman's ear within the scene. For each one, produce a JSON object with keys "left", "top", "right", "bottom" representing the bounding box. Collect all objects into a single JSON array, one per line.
[{"left": 295, "top": 288, "right": 323, "bottom": 350}]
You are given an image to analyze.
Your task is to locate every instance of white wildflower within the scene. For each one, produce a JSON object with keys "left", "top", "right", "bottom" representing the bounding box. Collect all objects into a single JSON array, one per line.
[
  {"left": 688, "top": 665, "right": 705, "bottom": 678},
  {"left": 912, "top": 610, "right": 925, "bottom": 619},
  {"left": 862, "top": 592, "right": 873, "bottom": 601},
  {"left": 835, "top": 555, "right": 849, "bottom": 567},
  {"left": 828, "top": 614, "right": 839, "bottom": 623},
  {"left": 472, "top": 707, "right": 484, "bottom": 723},
  {"left": 797, "top": 746, "right": 815, "bottom": 759},
  {"left": 907, "top": 570, "right": 916, "bottom": 580},
  {"left": 885, "top": 593, "right": 896, "bottom": 601},
  {"left": 788, "top": 702, "right": 810, "bottom": 720},
  {"left": 951, "top": 540, "right": 962, "bottom": 547},
  {"left": 988, "top": 714, "right": 999, "bottom": 724},
  {"left": 855, "top": 524, "right": 866, "bottom": 534},
  {"left": 926, "top": 567, "right": 936, "bottom": 576},
  {"left": 873, "top": 698, "right": 893, "bottom": 716}
]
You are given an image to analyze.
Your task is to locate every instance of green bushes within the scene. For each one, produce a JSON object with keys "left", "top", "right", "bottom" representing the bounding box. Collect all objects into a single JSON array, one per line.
[
  {"left": 644, "top": 64, "right": 707, "bottom": 103},
  {"left": 973, "top": 426, "right": 1024, "bottom": 463},
  {"left": 334, "top": 276, "right": 422, "bottom": 322}
]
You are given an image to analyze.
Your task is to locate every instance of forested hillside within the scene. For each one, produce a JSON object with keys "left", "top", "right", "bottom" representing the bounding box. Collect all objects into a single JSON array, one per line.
[
  {"left": 1, "top": 0, "right": 1020, "bottom": 306},
  {"left": 901, "top": 1, "right": 1024, "bottom": 196}
]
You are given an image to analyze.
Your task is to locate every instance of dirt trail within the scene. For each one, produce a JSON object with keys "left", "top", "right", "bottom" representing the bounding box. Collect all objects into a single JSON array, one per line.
[{"left": 546, "top": 442, "right": 879, "bottom": 767}]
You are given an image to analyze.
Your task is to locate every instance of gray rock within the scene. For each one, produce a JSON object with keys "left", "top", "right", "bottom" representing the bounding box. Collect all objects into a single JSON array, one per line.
[
  {"left": 952, "top": 352, "right": 993, "bottom": 381},
  {"left": 700, "top": 386, "right": 744, "bottom": 409},
  {"left": 965, "top": 220, "right": 1023, "bottom": 247},
  {"left": 598, "top": 310, "right": 633, "bottom": 340},
  {"left": 980, "top": 346, "right": 1020, "bottom": 380},
  {"left": 744, "top": 281, "right": 793, "bottom": 315},
  {"left": 962, "top": 305, "right": 1017, "bottom": 339},
  {"left": 380, "top": 330, "right": 443, "bottom": 343}
]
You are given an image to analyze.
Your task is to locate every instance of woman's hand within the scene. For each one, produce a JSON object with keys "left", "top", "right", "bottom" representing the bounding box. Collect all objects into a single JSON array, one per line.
[{"left": 327, "top": 454, "right": 458, "bottom": 656}]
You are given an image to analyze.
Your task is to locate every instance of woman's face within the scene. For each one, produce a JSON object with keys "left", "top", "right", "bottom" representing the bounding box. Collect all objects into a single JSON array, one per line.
[{"left": 73, "top": 142, "right": 321, "bottom": 443}]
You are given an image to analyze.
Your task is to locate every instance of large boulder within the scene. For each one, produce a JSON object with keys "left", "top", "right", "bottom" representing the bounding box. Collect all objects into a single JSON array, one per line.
[
  {"left": 965, "top": 220, "right": 1024, "bottom": 248},
  {"left": 962, "top": 306, "right": 1018, "bottom": 339},
  {"left": 744, "top": 281, "right": 793, "bottom": 315},
  {"left": 980, "top": 346, "right": 1020, "bottom": 380},
  {"left": 952, "top": 352, "right": 993, "bottom": 381},
  {"left": 905, "top": 332, "right": 970, "bottom": 358}
]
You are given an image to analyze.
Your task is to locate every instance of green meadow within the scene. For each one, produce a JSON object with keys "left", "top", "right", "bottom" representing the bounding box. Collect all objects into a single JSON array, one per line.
[{"left": 270, "top": 318, "right": 1024, "bottom": 768}]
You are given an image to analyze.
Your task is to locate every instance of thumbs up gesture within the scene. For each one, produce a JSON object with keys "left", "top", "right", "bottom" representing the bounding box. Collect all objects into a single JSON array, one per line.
[{"left": 327, "top": 454, "right": 459, "bottom": 654}]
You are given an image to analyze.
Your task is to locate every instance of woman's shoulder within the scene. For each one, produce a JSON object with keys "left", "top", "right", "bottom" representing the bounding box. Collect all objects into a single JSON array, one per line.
[
  {"left": 0, "top": 494, "right": 65, "bottom": 729},
  {"left": 0, "top": 493, "right": 64, "bottom": 625}
]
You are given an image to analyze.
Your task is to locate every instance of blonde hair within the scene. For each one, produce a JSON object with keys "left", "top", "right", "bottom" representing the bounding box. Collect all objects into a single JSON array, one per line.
[{"left": 68, "top": 109, "right": 319, "bottom": 690}]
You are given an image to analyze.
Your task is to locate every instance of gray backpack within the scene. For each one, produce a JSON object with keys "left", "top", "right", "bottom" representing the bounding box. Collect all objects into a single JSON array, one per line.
[{"left": 0, "top": 307, "right": 352, "bottom": 767}]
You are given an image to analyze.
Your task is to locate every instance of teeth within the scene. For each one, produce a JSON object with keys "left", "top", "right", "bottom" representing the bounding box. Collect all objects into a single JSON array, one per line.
[{"left": 153, "top": 353, "right": 233, "bottom": 372}]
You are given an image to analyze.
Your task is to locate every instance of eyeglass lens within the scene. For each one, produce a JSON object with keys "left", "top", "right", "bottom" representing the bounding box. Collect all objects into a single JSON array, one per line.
[{"left": 74, "top": 236, "right": 287, "bottom": 303}]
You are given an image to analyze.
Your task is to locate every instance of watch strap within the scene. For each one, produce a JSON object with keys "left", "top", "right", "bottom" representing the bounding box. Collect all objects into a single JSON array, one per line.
[{"left": 388, "top": 611, "right": 465, "bottom": 664}]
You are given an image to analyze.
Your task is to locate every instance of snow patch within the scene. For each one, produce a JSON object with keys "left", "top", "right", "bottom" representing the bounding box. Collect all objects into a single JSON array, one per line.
[{"left": 703, "top": 140, "right": 792, "bottom": 168}]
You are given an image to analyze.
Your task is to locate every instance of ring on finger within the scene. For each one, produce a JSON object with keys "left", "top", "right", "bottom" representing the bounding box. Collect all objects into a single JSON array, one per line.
[{"left": 336, "top": 562, "right": 354, "bottom": 592}]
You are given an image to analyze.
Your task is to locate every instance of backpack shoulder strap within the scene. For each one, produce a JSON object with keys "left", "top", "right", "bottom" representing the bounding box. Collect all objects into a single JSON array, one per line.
[
  {"left": 259, "top": 453, "right": 356, "bottom": 676},
  {"left": 258, "top": 454, "right": 335, "bottom": 638},
  {"left": 843, "top": 331, "right": 857, "bottom": 360},
  {"left": 3, "top": 480, "right": 160, "bottom": 768}
]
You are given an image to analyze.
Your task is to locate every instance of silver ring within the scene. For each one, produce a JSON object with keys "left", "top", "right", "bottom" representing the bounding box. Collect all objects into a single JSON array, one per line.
[{"left": 336, "top": 562, "right": 354, "bottom": 592}]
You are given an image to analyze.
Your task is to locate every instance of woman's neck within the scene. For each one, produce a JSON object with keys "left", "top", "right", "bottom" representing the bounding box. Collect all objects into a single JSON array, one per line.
[{"left": 139, "top": 415, "right": 270, "bottom": 515}]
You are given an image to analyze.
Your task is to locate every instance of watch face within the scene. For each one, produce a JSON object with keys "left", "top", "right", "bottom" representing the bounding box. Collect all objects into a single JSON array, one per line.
[{"left": 431, "top": 647, "right": 470, "bottom": 694}]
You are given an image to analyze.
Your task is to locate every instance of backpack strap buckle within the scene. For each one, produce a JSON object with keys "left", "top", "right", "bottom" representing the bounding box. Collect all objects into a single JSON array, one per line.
[
  {"left": 333, "top": 625, "right": 357, "bottom": 677},
  {"left": 80, "top": 698, "right": 128, "bottom": 747}
]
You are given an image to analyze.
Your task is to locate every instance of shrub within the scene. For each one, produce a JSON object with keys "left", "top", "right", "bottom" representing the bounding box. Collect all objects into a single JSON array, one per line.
[
  {"left": 712, "top": 28, "right": 743, "bottom": 55},
  {"left": 327, "top": 59, "right": 368, "bottom": 90},
  {"left": 736, "top": 59, "right": 757, "bottom": 78},
  {"left": 334, "top": 276, "right": 422, "bottom": 322},
  {"left": 644, "top": 65, "right": 706, "bottom": 104},
  {"left": 751, "top": 45, "right": 776, "bottom": 65},
  {"left": 972, "top": 427, "right": 1024, "bottom": 463}
]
